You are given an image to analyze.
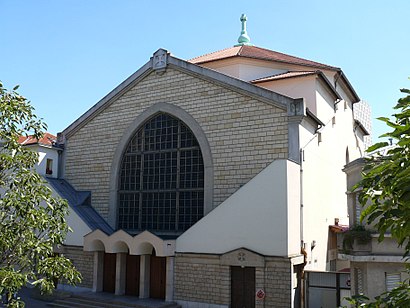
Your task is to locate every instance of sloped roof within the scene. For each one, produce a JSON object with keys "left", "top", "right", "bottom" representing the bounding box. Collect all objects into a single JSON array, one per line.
[
  {"left": 46, "top": 178, "right": 114, "bottom": 235},
  {"left": 189, "top": 45, "right": 339, "bottom": 71},
  {"left": 252, "top": 70, "right": 342, "bottom": 101},
  {"left": 18, "top": 132, "right": 57, "bottom": 147},
  {"left": 251, "top": 71, "right": 318, "bottom": 83}
]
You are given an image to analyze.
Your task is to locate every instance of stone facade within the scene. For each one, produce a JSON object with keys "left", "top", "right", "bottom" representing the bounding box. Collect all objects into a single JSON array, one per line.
[
  {"left": 175, "top": 253, "right": 229, "bottom": 305},
  {"left": 264, "top": 257, "right": 293, "bottom": 307},
  {"left": 56, "top": 245, "right": 94, "bottom": 288},
  {"left": 64, "top": 67, "right": 288, "bottom": 220},
  {"left": 174, "top": 251, "right": 294, "bottom": 308}
]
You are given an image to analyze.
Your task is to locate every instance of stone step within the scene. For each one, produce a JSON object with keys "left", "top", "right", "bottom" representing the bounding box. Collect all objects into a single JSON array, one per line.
[{"left": 47, "top": 294, "right": 181, "bottom": 308}]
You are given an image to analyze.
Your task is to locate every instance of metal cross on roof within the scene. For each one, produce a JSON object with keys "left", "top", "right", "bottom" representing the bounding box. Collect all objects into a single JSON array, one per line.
[{"left": 235, "top": 14, "right": 253, "bottom": 46}]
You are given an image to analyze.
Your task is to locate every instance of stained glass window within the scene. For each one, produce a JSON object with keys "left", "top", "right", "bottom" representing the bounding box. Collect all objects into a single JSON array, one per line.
[{"left": 118, "top": 113, "right": 204, "bottom": 233}]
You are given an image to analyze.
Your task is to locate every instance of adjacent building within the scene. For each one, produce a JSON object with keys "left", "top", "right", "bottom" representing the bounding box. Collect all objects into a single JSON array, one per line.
[{"left": 341, "top": 154, "right": 408, "bottom": 301}]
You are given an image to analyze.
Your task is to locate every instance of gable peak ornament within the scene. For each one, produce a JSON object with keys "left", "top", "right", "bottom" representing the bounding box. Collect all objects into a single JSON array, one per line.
[
  {"left": 238, "top": 252, "right": 246, "bottom": 262},
  {"left": 152, "top": 49, "right": 168, "bottom": 73}
]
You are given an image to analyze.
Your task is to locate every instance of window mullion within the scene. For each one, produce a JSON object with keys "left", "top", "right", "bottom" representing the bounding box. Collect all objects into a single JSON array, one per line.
[
  {"left": 138, "top": 129, "right": 145, "bottom": 230},
  {"left": 175, "top": 121, "right": 181, "bottom": 231}
]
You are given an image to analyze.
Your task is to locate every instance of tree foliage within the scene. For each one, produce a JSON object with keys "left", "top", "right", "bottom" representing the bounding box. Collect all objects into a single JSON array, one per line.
[
  {"left": 347, "top": 86, "right": 410, "bottom": 307},
  {"left": 0, "top": 82, "right": 81, "bottom": 307},
  {"left": 359, "top": 87, "right": 410, "bottom": 257}
]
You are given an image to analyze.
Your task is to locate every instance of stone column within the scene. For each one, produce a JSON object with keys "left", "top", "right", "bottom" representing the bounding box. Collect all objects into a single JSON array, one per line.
[
  {"left": 165, "top": 256, "right": 174, "bottom": 301},
  {"left": 92, "top": 251, "right": 104, "bottom": 292},
  {"left": 139, "top": 254, "right": 150, "bottom": 298},
  {"left": 115, "top": 253, "right": 127, "bottom": 295}
]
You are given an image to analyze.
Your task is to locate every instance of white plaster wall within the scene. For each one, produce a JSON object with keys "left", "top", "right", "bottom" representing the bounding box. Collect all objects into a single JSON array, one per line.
[
  {"left": 299, "top": 93, "right": 364, "bottom": 271},
  {"left": 287, "top": 160, "right": 301, "bottom": 255},
  {"left": 360, "top": 262, "right": 408, "bottom": 300},
  {"left": 256, "top": 76, "right": 317, "bottom": 113},
  {"left": 201, "top": 57, "right": 336, "bottom": 84},
  {"left": 371, "top": 236, "right": 406, "bottom": 255},
  {"left": 213, "top": 63, "right": 287, "bottom": 82},
  {"left": 35, "top": 145, "right": 59, "bottom": 178},
  {"left": 48, "top": 185, "right": 91, "bottom": 246},
  {"left": 202, "top": 58, "right": 288, "bottom": 81},
  {"left": 64, "top": 208, "right": 92, "bottom": 246},
  {"left": 315, "top": 80, "right": 337, "bottom": 122},
  {"left": 176, "top": 159, "right": 301, "bottom": 256}
]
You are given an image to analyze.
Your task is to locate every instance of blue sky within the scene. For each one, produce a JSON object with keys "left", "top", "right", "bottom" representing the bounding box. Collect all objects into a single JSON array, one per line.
[{"left": 1, "top": 0, "right": 409, "bottom": 141}]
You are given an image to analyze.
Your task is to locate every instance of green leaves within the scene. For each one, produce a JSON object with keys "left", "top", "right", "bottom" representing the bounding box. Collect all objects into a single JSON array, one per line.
[
  {"left": 350, "top": 83, "right": 410, "bottom": 307},
  {"left": 0, "top": 82, "right": 81, "bottom": 307}
]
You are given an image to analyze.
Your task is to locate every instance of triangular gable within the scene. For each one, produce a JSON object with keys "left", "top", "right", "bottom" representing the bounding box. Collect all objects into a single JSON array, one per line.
[
  {"left": 221, "top": 248, "right": 265, "bottom": 267},
  {"left": 62, "top": 48, "right": 295, "bottom": 138}
]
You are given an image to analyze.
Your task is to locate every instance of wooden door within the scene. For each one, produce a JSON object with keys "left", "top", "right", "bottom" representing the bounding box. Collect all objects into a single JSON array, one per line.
[
  {"left": 231, "top": 266, "right": 255, "bottom": 308},
  {"left": 125, "top": 255, "right": 140, "bottom": 296},
  {"left": 150, "top": 255, "right": 166, "bottom": 299},
  {"left": 103, "top": 253, "right": 116, "bottom": 293}
]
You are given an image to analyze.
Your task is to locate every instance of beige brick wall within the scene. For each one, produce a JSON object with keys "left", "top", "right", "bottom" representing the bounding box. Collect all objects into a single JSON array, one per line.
[
  {"left": 174, "top": 253, "right": 229, "bottom": 305},
  {"left": 57, "top": 245, "right": 94, "bottom": 288},
  {"left": 174, "top": 253, "right": 294, "bottom": 307},
  {"left": 64, "top": 67, "right": 288, "bottom": 219},
  {"left": 264, "top": 257, "right": 292, "bottom": 307}
]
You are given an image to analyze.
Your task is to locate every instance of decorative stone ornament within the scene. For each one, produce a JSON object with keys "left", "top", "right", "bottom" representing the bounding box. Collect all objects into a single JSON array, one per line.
[
  {"left": 152, "top": 48, "right": 168, "bottom": 73},
  {"left": 288, "top": 98, "right": 306, "bottom": 117},
  {"left": 238, "top": 252, "right": 246, "bottom": 262},
  {"left": 220, "top": 248, "right": 264, "bottom": 267}
]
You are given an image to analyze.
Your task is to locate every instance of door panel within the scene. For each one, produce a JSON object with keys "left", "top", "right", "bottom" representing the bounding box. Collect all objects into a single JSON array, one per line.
[
  {"left": 150, "top": 255, "right": 166, "bottom": 299},
  {"left": 103, "top": 253, "right": 116, "bottom": 293},
  {"left": 126, "top": 255, "right": 140, "bottom": 296},
  {"left": 231, "top": 266, "right": 255, "bottom": 308}
]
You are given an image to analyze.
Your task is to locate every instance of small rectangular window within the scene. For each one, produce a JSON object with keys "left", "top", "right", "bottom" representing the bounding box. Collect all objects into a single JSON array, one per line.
[
  {"left": 386, "top": 273, "right": 401, "bottom": 291},
  {"left": 46, "top": 158, "right": 53, "bottom": 175}
]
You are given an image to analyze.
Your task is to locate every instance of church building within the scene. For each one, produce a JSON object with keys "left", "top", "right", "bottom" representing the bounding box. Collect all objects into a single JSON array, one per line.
[{"left": 49, "top": 14, "right": 370, "bottom": 308}]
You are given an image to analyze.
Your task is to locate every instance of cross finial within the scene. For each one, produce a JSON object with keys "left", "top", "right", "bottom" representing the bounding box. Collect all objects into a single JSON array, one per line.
[{"left": 235, "top": 13, "right": 253, "bottom": 46}]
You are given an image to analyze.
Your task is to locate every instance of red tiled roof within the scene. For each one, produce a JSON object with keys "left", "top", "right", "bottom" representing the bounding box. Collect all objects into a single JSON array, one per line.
[
  {"left": 189, "top": 45, "right": 339, "bottom": 71},
  {"left": 18, "top": 132, "right": 57, "bottom": 147},
  {"left": 251, "top": 71, "right": 318, "bottom": 83}
]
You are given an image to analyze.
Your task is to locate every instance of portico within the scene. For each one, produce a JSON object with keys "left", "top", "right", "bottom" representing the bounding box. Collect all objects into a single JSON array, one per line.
[{"left": 84, "top": 230, "right": 175, "bottom": 301}]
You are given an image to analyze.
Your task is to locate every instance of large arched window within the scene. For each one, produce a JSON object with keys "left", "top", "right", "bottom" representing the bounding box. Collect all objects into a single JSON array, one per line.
[{"left": 118, "top": 113, "right": 204, "bottom": 233}]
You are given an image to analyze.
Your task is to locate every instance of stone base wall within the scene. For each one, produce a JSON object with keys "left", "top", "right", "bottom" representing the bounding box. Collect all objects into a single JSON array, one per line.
[
  {"left": 55, "top": 245, "right": 93, "bottom": 288},
  {"left": 264, "top": 257, "right": 293, "bottom": 308},
  {"left": 175, "top": 252, "right": 298, "bottom": 308},
  {"left": 174, "top": 254, "right": 229, "bottom": 305}
]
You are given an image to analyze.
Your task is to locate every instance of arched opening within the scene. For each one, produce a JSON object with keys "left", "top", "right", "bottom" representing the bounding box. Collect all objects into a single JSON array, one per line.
[
  {"left": 117, "top": 112, "right": 205, "bottom": 235},
  {"left": 89, "top": 239, "right": 105, "bottom": 252}
]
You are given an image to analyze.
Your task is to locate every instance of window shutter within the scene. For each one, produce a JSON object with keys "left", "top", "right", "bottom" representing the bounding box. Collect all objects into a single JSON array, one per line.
[
  {"left": 355, "top": 268, "right": 363, "bottom": 294},
  {"left": 386, "top": 273, "right": 401, "bottom": 291},
  {"left": 355, "top": 193, "right": 361, "bottom": 224}
]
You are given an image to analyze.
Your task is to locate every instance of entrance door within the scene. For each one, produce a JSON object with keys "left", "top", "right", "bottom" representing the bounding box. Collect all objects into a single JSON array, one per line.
[
  {"left": 125, "top": 255, "right": 140, "bottom": 296},
  {"left": 231, "top": 266, "right": 255, "bottom": 308},
  {"left": 103, "top": 253, "right": 116, "bottom": 293},
  {"left": 150, "top": 255, "right": 166, "bottom": 299}
]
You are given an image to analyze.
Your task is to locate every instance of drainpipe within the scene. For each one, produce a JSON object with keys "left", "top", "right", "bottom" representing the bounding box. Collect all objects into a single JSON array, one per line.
[{"left": 300, "top": 148, "right": 306, "bottom": 308}]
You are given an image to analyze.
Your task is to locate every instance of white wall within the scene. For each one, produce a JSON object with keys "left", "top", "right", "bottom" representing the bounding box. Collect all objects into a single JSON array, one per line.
[
  {"left": 177, "top": 159, "right": 301, "bottom": 256},
  {"left": 32, "top": 145, "right": 60, "bottom": 178},
  {"left": 299, "top": 88, "right": 364, "bottom": 271},
  {"left": 257, "top": 76, "right": 317, "bottom": 113},
  {"left": 48, "top": 185, "right": 92, "bottom": 246}
]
